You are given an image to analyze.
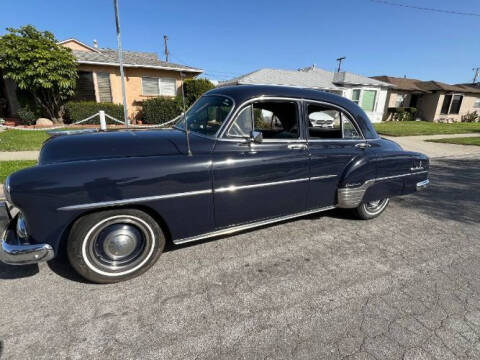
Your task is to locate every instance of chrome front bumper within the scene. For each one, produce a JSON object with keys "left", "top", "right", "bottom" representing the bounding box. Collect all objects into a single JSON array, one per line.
[{"left": 0, "top": 202, "right": 54, "bottom": 265}]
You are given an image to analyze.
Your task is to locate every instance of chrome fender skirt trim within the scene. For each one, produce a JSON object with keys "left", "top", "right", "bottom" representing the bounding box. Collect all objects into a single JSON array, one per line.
[
  {"left": 337, "top": 180, "right": 375, "bottom": 209},
  {"left": 337, "top": 171, "right": 428, "bottom": 209},
  {"left": 174, "top": 205, "right": 336, "bottom": 245}
]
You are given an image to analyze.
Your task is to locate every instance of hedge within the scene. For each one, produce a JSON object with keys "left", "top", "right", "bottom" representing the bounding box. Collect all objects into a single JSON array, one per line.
[
  {"left": 65, "top": 101, "right": 124, "bottom": 124},
  {"left": 142, "top": 97, "right": 182, "bottom": 124},
  {"left": 183, "top": 78, "right": 215, "bottom": 107}
]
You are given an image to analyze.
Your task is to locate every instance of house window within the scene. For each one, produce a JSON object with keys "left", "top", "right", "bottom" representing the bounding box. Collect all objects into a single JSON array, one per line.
[
  {"left": 73, "top": 71, "right": 96, "bottom": 101},
  {"left": 475, "top": 99, "right": 480, "bottom": 108},
  {"left": 352, "top": 89, "right": 361, "bottom": 105},
  {"left": 96, "top": 72, "right": 112, "bottom": 102},
  {"left": 395, "top": 94, "right": 405, "bottom": 107},
  {"left": 361, "top": 90, "right": 377, "bottom": 112},
  {"left": 441, "top": 94, "right": 463, "bottom": 114},
  {"left": 142, "top": 77, "right": 177, "bottom": 96}
]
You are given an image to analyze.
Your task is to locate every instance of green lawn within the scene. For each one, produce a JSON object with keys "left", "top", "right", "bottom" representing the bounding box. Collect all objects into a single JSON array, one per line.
[
  {"left": 0, "top": 129, "right": 50, "bottom": 151},
  {"left": 374, "top": 121, "right": 480, "bottom": 137},
  {"left": 0, "top": 160, "right": 37, "bottom": 183},
  {"left": 427, "top": 137, "right": 480, "bottom": 146}
]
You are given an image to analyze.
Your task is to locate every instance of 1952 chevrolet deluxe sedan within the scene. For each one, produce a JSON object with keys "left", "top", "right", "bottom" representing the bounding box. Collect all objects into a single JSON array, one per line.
[{"left": 0, "top": 85, "right": 429, "bottom": 283}]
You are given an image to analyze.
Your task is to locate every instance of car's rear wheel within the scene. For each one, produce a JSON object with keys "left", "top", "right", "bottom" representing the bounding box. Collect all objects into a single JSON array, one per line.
[
  {"left": 67, "top": 209, "right": 165, "bottom": 283},
  {"left": 354, "top": 198, "right": 390, "bottom": 220}
]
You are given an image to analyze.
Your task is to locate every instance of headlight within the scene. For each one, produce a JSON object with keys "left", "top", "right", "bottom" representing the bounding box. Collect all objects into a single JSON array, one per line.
[
  {"left": 4, "top": 175, "right": 11, "bottom": 202},
  {"left": 16, "top": 213, "right": 28, "bottom": 239}
]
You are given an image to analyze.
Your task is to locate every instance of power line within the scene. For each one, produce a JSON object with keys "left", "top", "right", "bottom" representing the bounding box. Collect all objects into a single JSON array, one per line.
[{"left": 369, "top": 0, "right": 480, "bottom": 17}]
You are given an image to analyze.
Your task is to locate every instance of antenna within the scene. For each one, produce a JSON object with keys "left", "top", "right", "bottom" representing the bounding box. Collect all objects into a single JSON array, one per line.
[
  {"left": 180, "top": 72, "right": 192, "bottom": 156},
  {"left": 336, "top": 56, "right": 346, "bottom": 72},
  {"left": 163, "top": 35, "right": 169, "bottom": 62},
  {"left": 473, "top": 67, "right": 480, "bottom": 83}
]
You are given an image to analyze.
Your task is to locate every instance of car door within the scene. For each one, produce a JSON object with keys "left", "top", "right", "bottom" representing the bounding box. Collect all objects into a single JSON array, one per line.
[
  {"left": 305, "top": 101, "right": 374, "bottom": 209},
  {"left": 212, "top": 99, "right": 309, "bottom": 229}
]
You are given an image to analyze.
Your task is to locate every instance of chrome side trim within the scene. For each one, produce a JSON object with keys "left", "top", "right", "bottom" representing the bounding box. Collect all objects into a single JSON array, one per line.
[
  {"left": 173, "top": 205, "right": 336, "bottom": 245},
  {"left": 58, "top": 189, "right": 213, "bottom": 211},
  {"left": 376, "top": 171, "right": 427, "bottom": 182},
  {"left": 310, "top": 174, "right": 337, "bottom": 181},
  {"left": 410, "top": 166, "right": 425, "bottom": 171},
  {"left": 215, "top": 178, "right": 309, "bottom": 193}
]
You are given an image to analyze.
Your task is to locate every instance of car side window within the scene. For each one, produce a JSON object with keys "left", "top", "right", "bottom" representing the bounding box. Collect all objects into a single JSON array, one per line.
[
  {"left": 253, "top": 101, "right": 299, "bottom": 139},
  {"left": 227, "top": 106, "right": 252, "bottom": 138},
  {"left": 227, "top": 101, "right": 300, "bottom": 140},
  {"left": 307, "top": 104, "right": 361, "bottom": 140}
]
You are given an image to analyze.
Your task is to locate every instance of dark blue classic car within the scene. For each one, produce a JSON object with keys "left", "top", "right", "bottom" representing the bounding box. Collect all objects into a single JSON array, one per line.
[{"left": 0, "top": 85, "right": 429, "bottom": 283}]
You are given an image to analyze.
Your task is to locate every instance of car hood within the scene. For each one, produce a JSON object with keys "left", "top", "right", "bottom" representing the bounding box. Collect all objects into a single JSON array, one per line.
[{"left": 38, "top": 128, "right": 188, "bottom": 164}]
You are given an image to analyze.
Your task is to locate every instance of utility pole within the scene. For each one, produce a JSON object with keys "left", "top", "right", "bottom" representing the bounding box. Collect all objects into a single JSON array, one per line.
[
  {"left": 473, "top": 67, "right": 480, "bottom": 84},
  {"left": 164, "top": 35, "right": 169, "bottom": 62},
  {"left": 113, "top": 0, "right": 129, "bottom": 127},
  {"left": 336, "top": 56, "right": 346, "bottom": 72}
]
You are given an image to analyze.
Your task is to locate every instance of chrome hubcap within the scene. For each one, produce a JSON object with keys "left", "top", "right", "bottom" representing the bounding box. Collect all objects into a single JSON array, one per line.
[
  {"left": 85, "top": 216, "right": 153, "bottom": 273},
  {"left": 364, "top": 198, "right": 389, "bottom": 214},
  {"left": 101, "top": 224, "right": 140, "bottom": 260}
]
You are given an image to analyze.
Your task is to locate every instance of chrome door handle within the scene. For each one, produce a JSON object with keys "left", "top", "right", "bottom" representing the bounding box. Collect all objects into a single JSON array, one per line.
[
  {"left": 355, "top": 142, "right": 371, "bottom": 149},
  {"left": 288, "top": 144, "right": 307, "bottom": 150}
]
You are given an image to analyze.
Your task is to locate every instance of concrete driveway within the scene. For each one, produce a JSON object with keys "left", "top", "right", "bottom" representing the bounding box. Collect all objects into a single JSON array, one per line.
[{"left": 1, "top": 156, "right": 480, "bottom": 359}]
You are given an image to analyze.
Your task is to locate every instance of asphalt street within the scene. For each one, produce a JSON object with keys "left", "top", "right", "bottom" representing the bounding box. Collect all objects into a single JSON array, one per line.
[{"left": 1, "top": 156, "right": 480, "bottom": 359}]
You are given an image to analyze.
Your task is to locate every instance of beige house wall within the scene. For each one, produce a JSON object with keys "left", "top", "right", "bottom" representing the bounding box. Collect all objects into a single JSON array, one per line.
[
  {"left": 432, "top": 93, "right": 480, "bottom": 122},
  {"left": 77, "top": 64, "right": 196, "bottom": 119}
]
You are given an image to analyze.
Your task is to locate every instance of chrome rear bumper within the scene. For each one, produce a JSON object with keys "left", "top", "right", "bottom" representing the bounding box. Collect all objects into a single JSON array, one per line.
[
  {"left": 0, "top": 202, "right": 54, "bottom": 265},
  {"left": 416, "top": 179, "right": 430, "bottom": 191}
]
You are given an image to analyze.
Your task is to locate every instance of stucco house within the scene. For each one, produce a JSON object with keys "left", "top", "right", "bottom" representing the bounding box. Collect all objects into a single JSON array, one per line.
[
  {"left": 0, "top": 38, "right": 203, "bottom": 120},
  {"left": 372, "top": 76, "right": 480, "bottom": 122},
  {"left": 220, "top": 66, "right": 393, "bottom": 123},
  {"left": 59, "top": 39, "right": 203, "bottom": 119}
]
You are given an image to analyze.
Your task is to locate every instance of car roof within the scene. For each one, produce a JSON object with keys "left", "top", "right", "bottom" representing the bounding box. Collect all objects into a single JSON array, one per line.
[{"left": 206, "top": 85, "right": 379, "bottom": 139}]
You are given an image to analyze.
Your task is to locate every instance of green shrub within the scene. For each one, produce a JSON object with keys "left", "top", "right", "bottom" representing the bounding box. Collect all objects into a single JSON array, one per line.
[
  {"left": 16, "top": 106, "right": 37, "bottom": 125},
  {"left": 183, "top": 78, "right": 215, "bottom": 107},
  {"left": 461, "top": 111, "right": 479, "bottom": 123},
  {"left": 65, "top": 101, "right": 124, "bottom": 124},
  {"left": 142, "top": 97, "right": 182, "bottom": 124},
  {"left": 392, "top": 107, "right": 417, "bottom": 122}
]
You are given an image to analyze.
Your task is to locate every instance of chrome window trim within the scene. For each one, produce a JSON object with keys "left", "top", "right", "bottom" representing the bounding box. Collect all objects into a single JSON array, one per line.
[
  {"left": 58, "top": 189, "right": 213, "bottom": 211},
  {"left": 303, "top": 99, "right": 366, "bottom": 141},
  {"left": 218, "top": 96, "right": 304, "bottom": 141},
  {"left": 173, "top": 205, "right": 336, "bottom": 245}
]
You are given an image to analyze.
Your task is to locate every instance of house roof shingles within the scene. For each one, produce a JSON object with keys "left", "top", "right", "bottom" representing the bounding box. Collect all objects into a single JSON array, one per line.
[
  {"left": 72, "top": 48, "right": 203, "bottom": 73},
  {"left": 372, "top": 76, "right": 480, "bottom": 94},
  {"left": 221, "top": 67, "right": 393, "bottom": 89}
]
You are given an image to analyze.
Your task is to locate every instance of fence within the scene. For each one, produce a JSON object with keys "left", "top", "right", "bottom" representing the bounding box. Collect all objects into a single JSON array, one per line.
[{"left": 0, "top": 111, "right": 181, "bottom": 131}]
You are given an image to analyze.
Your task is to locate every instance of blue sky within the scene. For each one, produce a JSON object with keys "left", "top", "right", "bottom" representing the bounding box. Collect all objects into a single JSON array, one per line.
[{"left": 0, "top": 0, "right": 478, "bottom": 84}]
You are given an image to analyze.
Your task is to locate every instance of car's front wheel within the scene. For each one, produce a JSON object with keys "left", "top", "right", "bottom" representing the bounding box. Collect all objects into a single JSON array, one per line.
[
  {"left": 354, "top": 198, "right": 390, "bottom": 220},
  {"left": 67, "top": 209, "right": 165, "bottom": 283}
]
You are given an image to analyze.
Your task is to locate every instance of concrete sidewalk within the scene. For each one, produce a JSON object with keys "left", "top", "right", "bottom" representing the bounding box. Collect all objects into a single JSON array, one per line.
[
  {"left": 0, "top": 151, "right": 39, "bottom": 161},
  {"left": 382, "top": 133, "right": 480, "bottom": 158}
]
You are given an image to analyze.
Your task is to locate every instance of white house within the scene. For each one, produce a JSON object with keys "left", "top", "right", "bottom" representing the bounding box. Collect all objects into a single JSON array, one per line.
[{"left": 221, "top": 66, "right": 394, "bottom": 123}]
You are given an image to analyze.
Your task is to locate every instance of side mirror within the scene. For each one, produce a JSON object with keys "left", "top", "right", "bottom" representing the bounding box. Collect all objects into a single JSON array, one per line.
[{"left": 250, "top": 130, "right": 263, "bottom": 144}]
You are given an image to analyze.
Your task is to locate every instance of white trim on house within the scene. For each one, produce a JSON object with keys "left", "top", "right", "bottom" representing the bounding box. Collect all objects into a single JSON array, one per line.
[
  {"left": 77, "top": 60, "right": 203, "bottom": 73},
  {"left": 57, "top": 38, "right": 101, "bottom": 53}
]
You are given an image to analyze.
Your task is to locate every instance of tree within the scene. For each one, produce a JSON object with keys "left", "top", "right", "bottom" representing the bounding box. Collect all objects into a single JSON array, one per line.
[
  {"left": 0, "top": 25, "right": 78, "bottom": 123},
  {"left": 182, "top": 78, "right": 215, "bottom": 107}
]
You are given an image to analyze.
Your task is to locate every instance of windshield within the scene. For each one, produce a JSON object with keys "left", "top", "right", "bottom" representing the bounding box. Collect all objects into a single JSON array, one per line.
[{"left": 175, "top": 95, "right": 234, "bottom": 136}]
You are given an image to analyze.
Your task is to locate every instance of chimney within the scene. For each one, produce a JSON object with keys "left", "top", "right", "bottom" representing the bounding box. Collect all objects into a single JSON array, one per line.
[{"left": 93, "top": 39, "right": 98, "bottom": 48}]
